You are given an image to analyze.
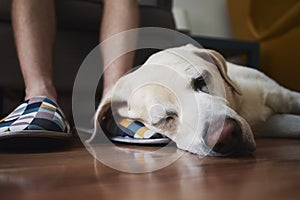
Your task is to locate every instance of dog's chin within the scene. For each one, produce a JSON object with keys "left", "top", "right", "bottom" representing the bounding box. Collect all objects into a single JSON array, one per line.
[
  {"left": 208, "top": 143, "right": 256, "bottom": 157},
  {"left": 181, "top": 138, "right": 255, "bottom": 157}
]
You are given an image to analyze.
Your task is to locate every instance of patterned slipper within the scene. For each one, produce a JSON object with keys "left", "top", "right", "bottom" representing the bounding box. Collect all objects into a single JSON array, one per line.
[
  {"left": 0, "top": 96, "right": 71, "bottom": 139},
  {"left": 102, "top": 117, "right": 171, "bottom": 145}
]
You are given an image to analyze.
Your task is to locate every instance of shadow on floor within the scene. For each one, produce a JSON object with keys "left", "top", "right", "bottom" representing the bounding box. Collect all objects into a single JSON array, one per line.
[{"left": 0, "top": 137, "right": 74, "bottom": 153}]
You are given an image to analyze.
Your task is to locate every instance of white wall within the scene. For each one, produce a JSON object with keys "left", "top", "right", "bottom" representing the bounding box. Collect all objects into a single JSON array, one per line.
[{"left": 172, "top": 0, "right": 233, "bottom": 38}]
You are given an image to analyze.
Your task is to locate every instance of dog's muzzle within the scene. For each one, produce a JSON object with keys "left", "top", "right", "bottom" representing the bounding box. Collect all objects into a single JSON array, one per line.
[{"left": 205, "top": 118, "right": 255, "bottom": 156}]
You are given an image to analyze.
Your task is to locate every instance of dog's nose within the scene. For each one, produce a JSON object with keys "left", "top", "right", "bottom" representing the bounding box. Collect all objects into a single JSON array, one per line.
[{"left": 211, "top": 119, "right": 243, "bottom": 155}]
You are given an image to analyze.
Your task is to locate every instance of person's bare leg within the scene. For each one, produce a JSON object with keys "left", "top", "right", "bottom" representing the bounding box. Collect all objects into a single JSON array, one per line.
[
  {"left": 100, "top": 0, "right": 139, "bottom": 97},
  {"left": 12, "top": 0, "right": 57, "bottom": 101}
]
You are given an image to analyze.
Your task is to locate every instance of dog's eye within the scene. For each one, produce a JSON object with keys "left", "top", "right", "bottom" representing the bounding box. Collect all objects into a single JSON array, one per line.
[{"left": 191, "top": 72, "right": 210, "bottom": 93}]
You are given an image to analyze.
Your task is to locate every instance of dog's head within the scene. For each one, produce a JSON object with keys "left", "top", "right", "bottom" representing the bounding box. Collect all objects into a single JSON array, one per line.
[{"left": 95, "top": 44, "right": 256, "bottom": 156}]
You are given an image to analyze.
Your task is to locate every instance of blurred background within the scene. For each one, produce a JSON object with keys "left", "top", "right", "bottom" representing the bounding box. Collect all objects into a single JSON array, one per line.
[
  {"left": 173, "top": 0, "right": 232, "bottom": 38},
  {"left": 173, "top": 0, "right": 300, "bottom": 93}
]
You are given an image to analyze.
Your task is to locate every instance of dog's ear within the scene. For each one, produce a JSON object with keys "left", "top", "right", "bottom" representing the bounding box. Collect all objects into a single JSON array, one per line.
[
  {"left": 86, "top": 89, "right": 113, "bottom": 142},
  {"left": 85, "top": 89, "right": 113, "bottom": 143},
  {"left": 95, "top": 90, "right": 113, "bottom": 123},
  {"left": 93, "top": 76, "right": 134, "bottom": 128},
  {"left": 207, "top": 50, "right": 242, "bottom": 95}
]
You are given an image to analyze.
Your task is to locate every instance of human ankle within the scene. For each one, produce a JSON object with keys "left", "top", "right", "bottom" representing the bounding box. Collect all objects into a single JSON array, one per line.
[{"left": 25, "top": 85, "right": 57, "bottom": 102}]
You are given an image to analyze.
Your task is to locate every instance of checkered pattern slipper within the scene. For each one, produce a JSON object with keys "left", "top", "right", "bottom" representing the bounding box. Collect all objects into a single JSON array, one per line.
[
  {"left": 0, "top": 96, "right": 71, "bottom": 139},
  {"left": 102, "top": 117, "right": 171, "bottom": 145}
]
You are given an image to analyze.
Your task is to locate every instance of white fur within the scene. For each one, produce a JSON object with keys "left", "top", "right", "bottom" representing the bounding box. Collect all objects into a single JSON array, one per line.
[{"left": 93, "top": 44, "right": 300, "bottom": 156}]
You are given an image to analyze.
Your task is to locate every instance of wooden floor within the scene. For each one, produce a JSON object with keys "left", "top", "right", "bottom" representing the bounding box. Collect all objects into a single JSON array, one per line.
[{"left": 0, "top": 137, "right": 299, "bottom": 200}]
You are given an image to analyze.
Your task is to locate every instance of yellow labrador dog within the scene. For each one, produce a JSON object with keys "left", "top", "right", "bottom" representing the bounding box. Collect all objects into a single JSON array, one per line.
[{"left": 94, "top": 44, "right": 300, "bottom": 156}]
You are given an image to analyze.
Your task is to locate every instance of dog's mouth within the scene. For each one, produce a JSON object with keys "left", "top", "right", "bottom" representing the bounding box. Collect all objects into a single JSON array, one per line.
[{"left": 204, "top": 118, "right": 256, "bottom": 157}]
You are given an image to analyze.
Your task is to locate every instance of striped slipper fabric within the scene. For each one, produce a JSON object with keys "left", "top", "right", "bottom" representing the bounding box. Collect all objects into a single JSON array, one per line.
[
  {"left": 0, "top": 96, "right": 70, "bottom": 135},
  {"left": 119, "top": 119, "right": 166, "bottom": 139},
  {"left": 102, "top": 116, "right": 170, "bottom": 144}
]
